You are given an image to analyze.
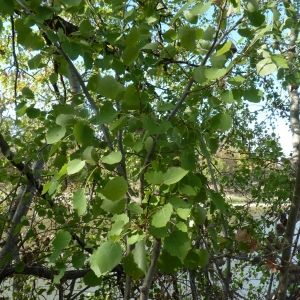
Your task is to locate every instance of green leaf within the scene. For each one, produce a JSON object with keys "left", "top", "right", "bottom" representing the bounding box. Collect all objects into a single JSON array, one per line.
[
  {"left": 191, "top": 205, "right": 206, "bottom": 225},
  {"left": 123, "top": 252, "right": 145, "bottom": 279},
  {"left": 145, "top": 171, "right": 164, "bottom": 184},
  {"left": 83, "top": 271, "right": 102, "bottom": 287},
  {"left": 56, "top": 114, "right": 76, "bottom": 126},
  {"left": 108, "top": 215, "right": 128, "bottom": 240},
  {"left": 181, "top": 150, "right": 196, "bottom": 171},
  {"left": 271, "top": 55, "right": 289, "bottom": 69},
  {"left": 72, "top": 188, "right": 86, "bottom": 216},
  {"left": 210, "top": 113, "right": 232, "bottom": 132},
  {"left": 164, "top": 231, "right": 191, "bottom": 261},
  {"left": 177, "top": 208, "right": 191, "bottom": 220},
  {"left": 221, "top": 90, "right": 234, "bottom": 103},
  {"left": 151, "top": 203, "right": 173, "bottom": 228},
  {"left": 87, "top": 74, "right": 100, "bottom": 92},
  {"left": 243, "top": 88, "right": 263, "bottom": 103},
  {"left": 94, "top": 103, "right": 117, "bottom": 125},
  {"left": 198, "top": 248, "right": 210, "bottom": 267},
  {"left": 101, "top": 176, "right": 128, "bottom": 201},
  {"left": 102, "top": 151, "right": 122, "bottom": 164},
  {"left": 125, "top": 27, "right": 140, "bottom": 46},
  {"left": 194, "top": 66, "right": 207, "bottom": 83},
  {"left": 90, "top": 241, "right": 122, "bottom": 276},
  {"left": 83, "top": 146, "right": 98, "bottom": 165},
  {"left": 127, "top": 203, "right": 143, "bottom": 215},
  {"left": 72, "top": 252, "right": 86, "bottom": 269},
  {"left": 15, "top": 261, "right": 25, "bottom": 273},
  {"left": 26, "top": 107, "right": 40, "bottom": 119},
  {"left": 210, "top": 192, "right": 226, "bottom": 211},
  {"left": 184, "top": 249, "right": 204, "bottom": 270},
  {"left": 142, "top": 42, "right": 159, "bottom": 50},
  {"left": 228, "top": 76, "right": 245, "bottom": 86},
  {"left": 109, "top": 116, "right": 128, "bottom": 133},
  {"left": 101, "top": 198, "right": 126, "bottom": 214},
  {"left": 132, "top": 240, "right": 146, "bottom": 274},
  {"left": 61, "top": 0, "right": 81, "bottom": 6},
  {"left": 247, "top": 11, "right": 265, "bottom": 26},
  {"left": 124, "top": 84, "right": 139, "bottom": 109},
  {"left": 141, "top": 114, "right": 171, "bottom": 134},
  {"left": 205, "top": 68, "right": 227, "bottom": 80},
  {"left": 256, "top": 58, "right": 277, "bottom": 76},
  {"left": 28, "top": 54, "right": 44, "bottom": 69},
  {"left": 98, "top": 76, "right": 119, "bottom": 99},
  {"left": 190, "top": 1, "right": 211, "bottom": 15},
  {"left": 61, "top": 41, "right": 81, "bottom": 60},
  {"left": 247, "top": 0, "right": 259, "bottom": 12},
  {"left": 216, "top": 41, "right": 232, "bottom": 56},
  {"left": 22, "top": 87, "right": 34, "bottom": 99},
  {"left": 170, "top": 0, "right": 195, "bottom": 24},
  {"left": 158, "top": 249, "right": 182, "bottom": 274},
  {"left": 79, "top": 20, "right": 94, "bottom": 37},
  {"left": 46, "top": 126, "right": 66, "bottom": 144},
  {"left": 163, "top": 167, "right": 189, "bottom": 185},
  {"left": 67, "top": 159, "right": 85, "bottom": 175},
  {"left": 178, "top": 26, "right": 196, "bottom": 50},
  {"left": 73, "top": 121, "right": 95, "bottom": 146},
  {"left": 122, "top": 47, "right": 140, "bottom": 66},
  {"left": 184, "top": 11, "right": 198, "bottom": 24},
  {"left": 52, "top": 230, "right": 71, "bottom": 251},
  {"left": 0, "top": 0, "right": 14, "bottom": 14},
  {"left": 210, "top": 53, "right": 227, "bottom": 68}
]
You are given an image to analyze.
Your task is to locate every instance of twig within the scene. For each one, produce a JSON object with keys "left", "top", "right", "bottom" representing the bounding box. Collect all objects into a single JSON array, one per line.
[{"left": 10, "top": 15, "right": 19, "bottom": 108}]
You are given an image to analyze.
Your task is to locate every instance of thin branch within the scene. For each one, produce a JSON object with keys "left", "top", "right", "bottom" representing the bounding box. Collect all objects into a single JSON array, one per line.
[
  {"left": 10, "top": 15, "right": 19, "bottom": 108},
  {"left": 139, "top": 238, "right": 161, "bottom": 300},
  {"left": 0, "top": 266, "right": 89, "bottom": 282}
]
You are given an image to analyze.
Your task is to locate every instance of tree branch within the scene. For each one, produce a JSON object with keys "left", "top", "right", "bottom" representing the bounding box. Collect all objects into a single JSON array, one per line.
[
  {"left": 0, "top": 265, "right": 89, "bottom": 281},
  {"left": 139, "top": 238, "right": 161, "bottom": 300}
]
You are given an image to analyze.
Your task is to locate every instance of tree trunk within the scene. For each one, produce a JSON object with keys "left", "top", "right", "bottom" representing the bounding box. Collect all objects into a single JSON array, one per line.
[
  {"left": 277, "top": 2, "right": 300, "bottom": 298},
  {"left": 139, "top": 239, "right": 161, "bottom": 300}
]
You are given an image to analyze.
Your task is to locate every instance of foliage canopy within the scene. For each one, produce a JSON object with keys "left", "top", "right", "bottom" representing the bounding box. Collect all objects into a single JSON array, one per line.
[{"left": 0, "top": 0, "right": 299, "bottom": 299}]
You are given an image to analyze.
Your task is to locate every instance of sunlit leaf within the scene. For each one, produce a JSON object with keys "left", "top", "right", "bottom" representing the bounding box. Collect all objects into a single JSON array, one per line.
[
  {"left": 67, "top": 159, "right": 85, "bottom": 175},
  {"left": 102, "top": 151, "right": 122, "bottom": 164},
  {"left": 101, "top": 176, "right": 128, "bottom": 201},
  {"left": 256, "top": 58, "right": 277, "bottom": 76},
  {"left": 72, "top": 188, "right": 86, "bottom": 216},
  {"left": 151, "top": 203, "right": 173, "bottom": 228},
  {"left": 163, "top": 168, "right": 189, "bottom": 185},
  {"left": 164, "top": 231, "right": 191, "bottom": 261},
  {"left": 90, "top": 241, "right": 122, "bottom": 276},
  {"left": 46, "top": 126, "right": 66, "bottom": 144},
  {"left": 210, "top": 113, "right": 232, "bottom": 132}
]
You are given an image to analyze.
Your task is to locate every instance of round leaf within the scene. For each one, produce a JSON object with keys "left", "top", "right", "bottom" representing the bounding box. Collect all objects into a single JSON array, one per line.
[
  {"left": 67, "top": 159, "right": 85, "bottom": 175},
  {"left": 151, "top": 203, "right": 173, "bottom": 228},
  {"left": 191, "top": 205, "right": 206, "bottom": 225},
  {"left": 164, "top": 231, "right": 191, "bottom": 261},
  {"left": 98, "top": 76, "right": 119, "bottom": 99},
  {"left": 90, "top": 241, "right": 122, "bottom": 276},
  {"left": 122, "top": 47, "right": 140, "bottom": 66},
  {"left": 101, "top": 176, "right": 128, "bottom": 201},
  {"left": 46, "top": 126, "right": 66, "bottom": 144},
  {"left": 26, "top": 107, "right": 40, "bottom": 119},
  {"left": 52, "top": 230, "right": 71, "bottom": 251},
  {"left": 163, "top": 167, "right": 189, "bottom": 185},
  {"left": 102, "top": 151, "right": 122, "bottom": 165},
  {"left": 72, "top": 188, "right": 87, "bottom": 216}
]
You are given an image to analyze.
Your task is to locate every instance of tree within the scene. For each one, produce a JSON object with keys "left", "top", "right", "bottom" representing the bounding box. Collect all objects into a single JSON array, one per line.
[{"left": 0, "top": 0, "right": 299, "bottom": 299}]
